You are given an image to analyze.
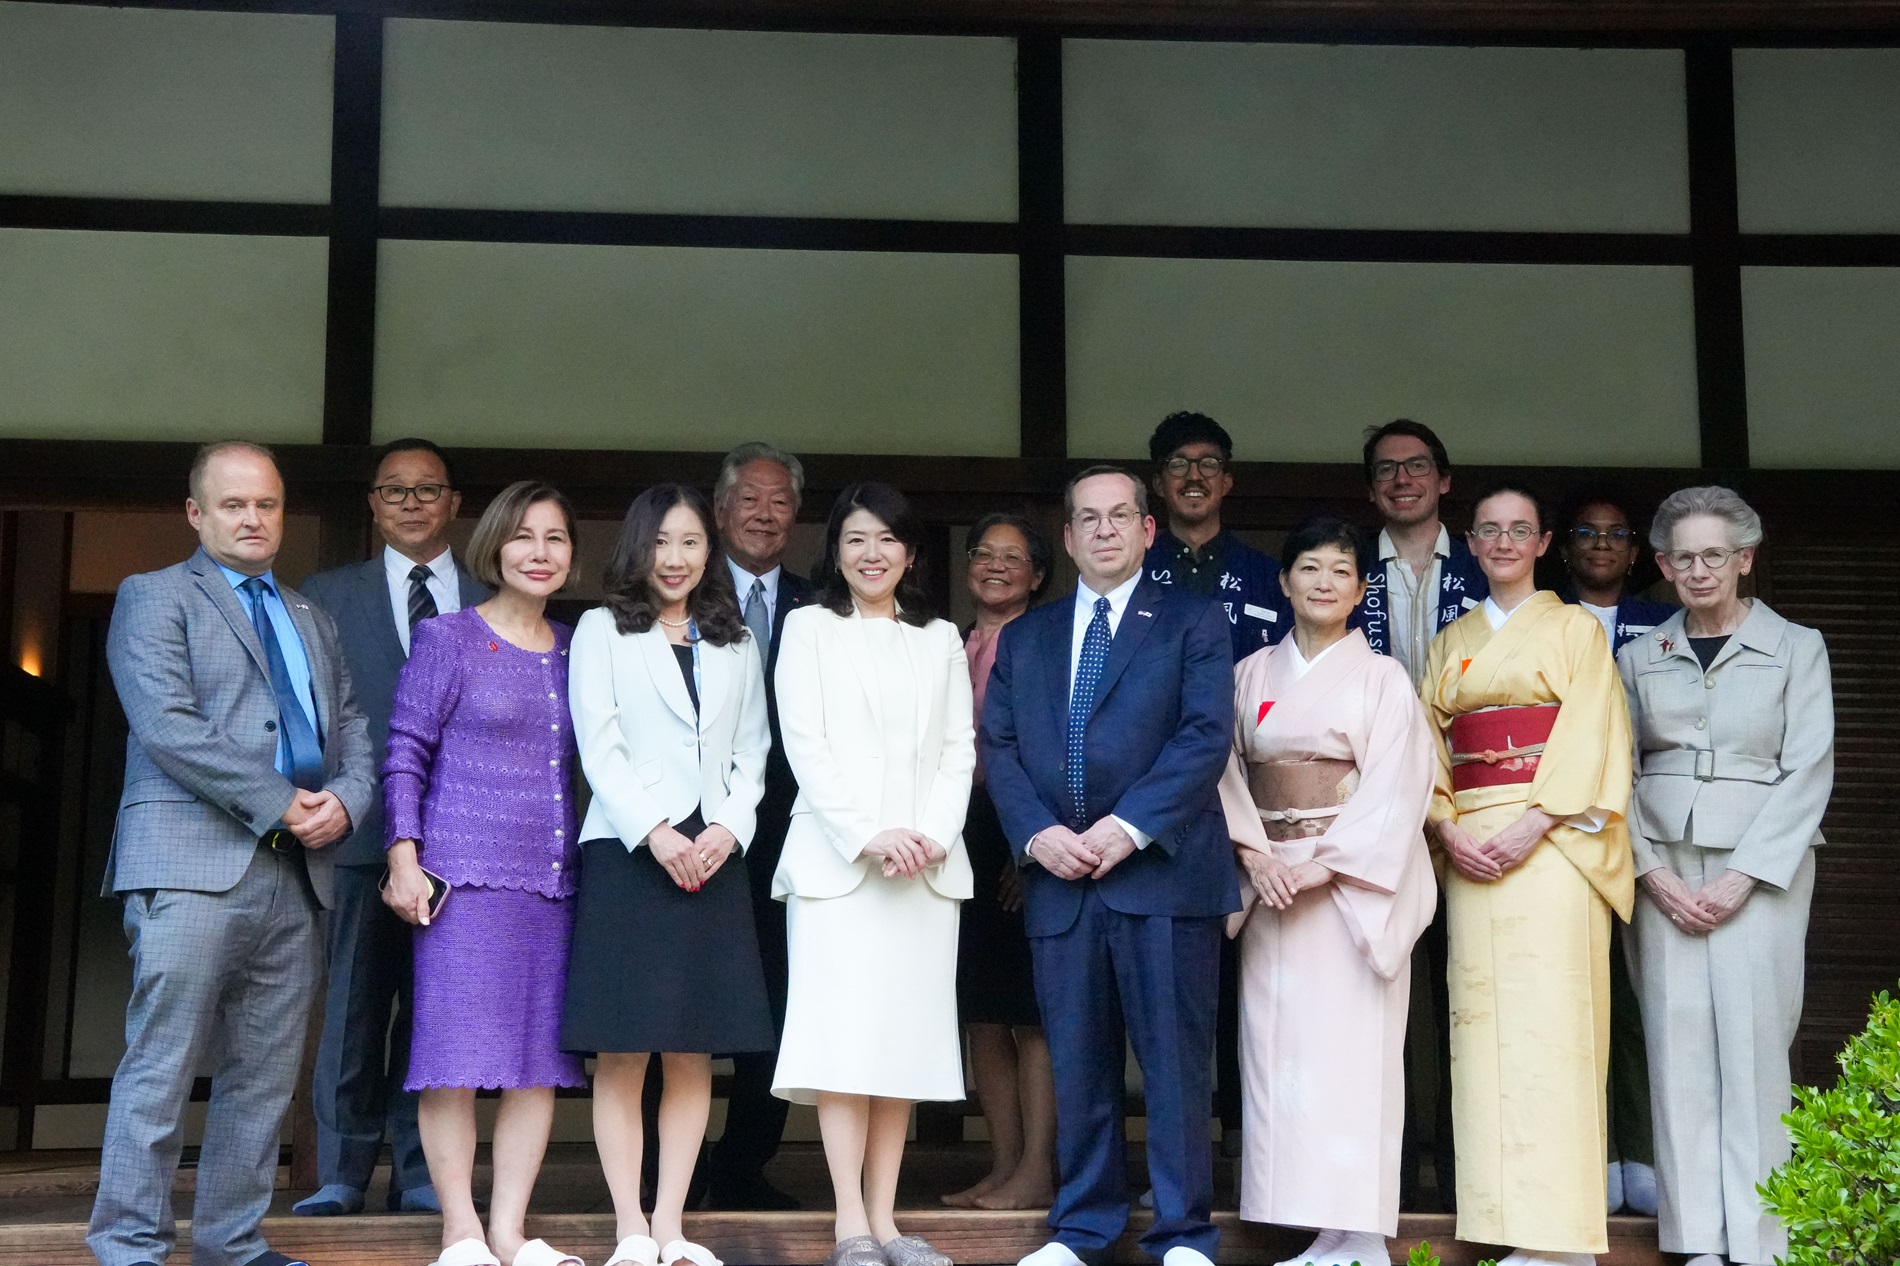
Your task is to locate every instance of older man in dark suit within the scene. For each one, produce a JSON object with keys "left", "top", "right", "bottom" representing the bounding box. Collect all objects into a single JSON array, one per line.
[
  {"left": 982, "top": 465, "right": 1236, "bottom": 1266},
  {"left": 704, "top": 441, "right": 812, "bottom": 1210},
  {"left": 295, "top": 438, "right": 488, "bottom": 1216},
  {"left": 89, "top": 441, "right": 375, "bottom": 1266}
]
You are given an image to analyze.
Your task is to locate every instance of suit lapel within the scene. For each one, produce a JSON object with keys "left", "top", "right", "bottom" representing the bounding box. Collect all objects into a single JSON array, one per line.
[
  {"left": 455, "top": 562, "right": 488, "bottom": 611},
  {"left": 698, "top": 637, "right": 730, "bottom": 728},
  {"left": 189, "top": 552, "right": 273, "bottom": 683},
  {"left": 636, "top": 627, "right": 698, "bottom": 727},
  {"left": 835, "top": 612, "right": 884, "bottom": 736},
  {"left": 360, "top": 558, "right": 406, "bottom": 665},
  {"left": 282, "top": 590, "right": 332, "bottom": 734},
  {"left": 1089, "top": 580, "right": 1161, "bottom": 714}
]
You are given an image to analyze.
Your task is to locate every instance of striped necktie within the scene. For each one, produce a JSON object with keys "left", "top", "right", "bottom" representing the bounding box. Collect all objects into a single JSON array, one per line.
[
  {"left": 1067, "top": 595, "right": 1112, "bottom": 830},
  {"left": 408, "top": 563, "right": 439, "bottom": 633}
]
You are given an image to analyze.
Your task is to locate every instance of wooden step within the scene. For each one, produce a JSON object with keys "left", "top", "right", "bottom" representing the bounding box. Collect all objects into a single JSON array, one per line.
[{"left": 0, "top": 1211, "right": 1666, "bottom": 1266}]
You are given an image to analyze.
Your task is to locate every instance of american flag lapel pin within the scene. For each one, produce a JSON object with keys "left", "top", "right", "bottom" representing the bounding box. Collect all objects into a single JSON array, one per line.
[{"left": 1137, "top": 609, "right": 1153, "bottom": 618}]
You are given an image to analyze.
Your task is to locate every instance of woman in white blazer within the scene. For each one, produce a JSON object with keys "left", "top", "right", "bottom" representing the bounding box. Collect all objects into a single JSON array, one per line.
[
  {"left": 563, "top": 484, "right": 775, "bottom": 1266},
  {"left": 772, "top": 482, "right": 974, "bottom": 1266},
  {"left": 1618, "top": 486, "right": 1834, "bottom": 1266}
]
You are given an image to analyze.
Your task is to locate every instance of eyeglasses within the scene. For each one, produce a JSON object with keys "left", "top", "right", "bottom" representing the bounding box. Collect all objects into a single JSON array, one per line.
[
  {"left": 1072, "top": 508, "right": 1142, "bottom": 535},
  {"left": 1570, "top": 526, "right": 1635, "bottom": 546},
  {"left": 1470, "top": 523, "right": 1540, "bottom": 543},
  {"left": 1662, "top": 546, "right": 1744, "bottom": 572},
  {"left": 1161, "top": 456, "right": 1226, "bottom": 479},
  {"left": 373, "top": 482, "right": 451, "bottom": 505},
  {"left": 1371, "top": 456, "right": 1436, "bottom": 483},
  {"left": 967, "top": 546, "right": 1032, "bottom": 569}
]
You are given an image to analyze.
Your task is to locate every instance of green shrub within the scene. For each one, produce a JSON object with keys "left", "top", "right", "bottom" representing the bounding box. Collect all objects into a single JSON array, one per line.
[
  {"left": 1759, "top": 987, "right": 1900, "bottom": 1265},
  {"left": 1405, "top": 1242, "right": 1495, "bottom": 1266}
]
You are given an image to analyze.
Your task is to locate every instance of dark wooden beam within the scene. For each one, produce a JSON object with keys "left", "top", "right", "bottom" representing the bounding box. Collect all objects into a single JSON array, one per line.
[
  {"left": 1017, "top": 32, "right": 1069, "bottom": 465},
  {"left": 1685, "top": 42, "right": 1751, "bottom": 470},
  {"left": 0, "top": 195, "right": 327, "bottom": 236},
  {"left": 321, "top": 13, "right": 385, "bottom": 447},
  {"left": 381, "top": 208, "right": 1017, "bottom": 252},
  {"left": 1067, "top": 225, "right": 1692, "bottom": 264}
]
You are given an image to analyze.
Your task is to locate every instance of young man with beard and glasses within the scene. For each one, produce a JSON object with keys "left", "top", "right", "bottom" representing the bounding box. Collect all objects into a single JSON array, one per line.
[
  {"left": 1142, "top": 412, "right": 1290, "bottom": 662},
  {"left": 1350, "top": 418, "right": 1487, "bottom": 1215}
]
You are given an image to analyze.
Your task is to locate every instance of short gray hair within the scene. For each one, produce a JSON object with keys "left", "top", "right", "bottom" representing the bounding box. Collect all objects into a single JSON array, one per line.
[
  {"left": 715, "top": 442, "right": 805, "bottom": 511},
  {"left": 1649, "top": 485, "right": 1764, "bottom": 553}
]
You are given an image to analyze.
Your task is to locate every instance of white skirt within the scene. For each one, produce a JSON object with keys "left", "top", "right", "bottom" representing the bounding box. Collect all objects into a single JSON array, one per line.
[{"left": 773, "top": 870, "right": 964, "bottom": 1104}]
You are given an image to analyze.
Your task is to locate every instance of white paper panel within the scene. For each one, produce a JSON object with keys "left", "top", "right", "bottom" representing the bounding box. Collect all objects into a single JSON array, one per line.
[
  {"left": 374, "top": 241, "right": 1019, "bottom": 455},
  {"left": 1734, "top": 50, "right": 1900, "bottom": 233},
  {"left": 381, "top": 21, "right": 1016, "bottom": 219},
  {"left": 1064, "top": 41, "right": 1689, "bottom": 233},
  {"left": 0, "top": 229, "right": 328, "bottom": 442},
  {"left": 0, "top": 1, "right": 333, "bottom": 202},
  {"left": 1067, "top": 256, "right": 1699, "bottom": 466},
  {"left": 1744, "top": 267, "right": 1900, "bottom": 468}
]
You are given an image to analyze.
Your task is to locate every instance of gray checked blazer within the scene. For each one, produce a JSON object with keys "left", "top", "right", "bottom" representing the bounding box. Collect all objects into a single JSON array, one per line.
[
  {"left": 299, "top": 553, "right": 488, "bottom": 866},
  {"left": 105, "top": 547, "right": 377, "bottom": 908},
  {"left": 1617, "top": 599, "right": 1834, "bottom": 891}
]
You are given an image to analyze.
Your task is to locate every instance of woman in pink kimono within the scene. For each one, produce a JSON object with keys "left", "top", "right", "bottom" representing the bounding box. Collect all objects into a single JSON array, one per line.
[{"left": 1218, "top": 517, "right": 1439, "bottom": 1266}]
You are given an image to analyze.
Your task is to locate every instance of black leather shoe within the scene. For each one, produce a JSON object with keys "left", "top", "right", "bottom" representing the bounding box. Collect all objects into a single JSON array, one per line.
[{"left": 242, "top": 1251, "right": 312, "bottom": 1266}]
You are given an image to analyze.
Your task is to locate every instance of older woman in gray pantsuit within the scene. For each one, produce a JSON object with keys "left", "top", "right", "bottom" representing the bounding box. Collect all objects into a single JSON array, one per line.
[{"left": 1617, "top": 486, "right": 1834, "bottom": 1266}]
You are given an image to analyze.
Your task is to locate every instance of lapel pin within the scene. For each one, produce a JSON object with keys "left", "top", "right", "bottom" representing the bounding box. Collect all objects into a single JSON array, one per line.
[{"left": 1137, "top": 609, "right": 1153, "bottom": 618}]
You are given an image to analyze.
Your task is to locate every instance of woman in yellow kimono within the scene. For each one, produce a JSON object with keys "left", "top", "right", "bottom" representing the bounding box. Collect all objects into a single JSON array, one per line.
[{"left": 1420, "top": 487, "right": 1633, "bottom": 1266}]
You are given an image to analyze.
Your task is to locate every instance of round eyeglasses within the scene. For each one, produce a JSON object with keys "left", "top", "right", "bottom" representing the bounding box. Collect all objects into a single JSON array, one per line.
[
  {"left": 1662, "top": 546, "right": 1744, "bottom": 572},
  {"left": 1470, "top": 523, "right": 1541, "bottom": 543},
  {"left": 1161, "top": 456, "right": 1226, "bottom": 479},
  {"left": 1570, "top": 526, "right": 1635, "bottom": 547}
]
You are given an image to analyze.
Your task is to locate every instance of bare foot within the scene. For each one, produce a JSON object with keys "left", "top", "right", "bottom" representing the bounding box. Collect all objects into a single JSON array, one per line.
[
  {"left": 941, "top": 1170, "right": 1008, "bottom": 1208},
  {"left": 970, "top": 1174, "right": 1056, "bottom": 1210}
]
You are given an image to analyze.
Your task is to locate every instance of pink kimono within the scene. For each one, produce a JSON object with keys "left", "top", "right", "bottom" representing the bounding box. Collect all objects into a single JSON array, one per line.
[{"left": 1217, "top": 629, "right": 1437, "bottom": 1236}]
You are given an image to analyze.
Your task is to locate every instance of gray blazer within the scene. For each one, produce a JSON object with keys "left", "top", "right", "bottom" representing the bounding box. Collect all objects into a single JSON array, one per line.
[
  {"left": 300, "top": 553, "right": 488, "bottom": 866},
  {"left": 1617, "top": 599, "right": 1833, "bottom": 890},
  {"left": 105, "top": 547, "right": 377, "bottom": 907}
]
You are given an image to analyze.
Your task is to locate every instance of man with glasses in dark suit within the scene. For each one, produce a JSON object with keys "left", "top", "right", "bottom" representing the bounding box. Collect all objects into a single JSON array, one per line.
[{"left": 295, "top": 438, "right": 488, "bottom": 1217}]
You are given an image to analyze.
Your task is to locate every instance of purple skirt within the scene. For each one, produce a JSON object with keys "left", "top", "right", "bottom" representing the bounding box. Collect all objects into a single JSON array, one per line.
[{"left": 407, "top": 884, "right": 588, "bottom": 1091}]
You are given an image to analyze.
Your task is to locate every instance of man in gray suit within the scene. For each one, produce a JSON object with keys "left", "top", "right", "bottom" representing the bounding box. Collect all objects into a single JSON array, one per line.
[
  {"left": 295, "top": 438, "right": 486, "bottom": 1217},
  {"left": 89, "top": 441, "right": 376, "bottom": 1266}
]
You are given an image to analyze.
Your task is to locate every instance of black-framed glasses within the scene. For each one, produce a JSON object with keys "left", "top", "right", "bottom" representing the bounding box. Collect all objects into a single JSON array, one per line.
[
  {"left": 967, "top": 546, "right": 1033, "bottom": 569},
  {"left": 1662, "top": 546, "right": 1744, "bottom": 572},
  {"left": 1161, "top": 455, "right": 1226, "bottom": 479},
  {"left": 373, "top": 482, "right": 451, "bottom": 505},
  {"left": 1570, "top": 526, "right": 1635, "bottom": 547},
  {"left": 1471, "top": 523, "right": 1540, "bottom": 543},
  {"left": 1371, "top": 456, "right": 1436, "bottom": 483}
]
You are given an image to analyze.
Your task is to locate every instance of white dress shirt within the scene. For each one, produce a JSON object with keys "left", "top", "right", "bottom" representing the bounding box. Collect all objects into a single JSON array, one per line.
[
  {"left": 1483, "top": 594, "right": 1607, "bottom": 834},
  {"left": 1064, "top": 571, "right": 1152, "bottom": 849},
  {"left": 384, "top": 544, "right": 461, "bottom": 655},
  {"left": 1378, "top": 524, "right": 1449, "bottom": 688},
  {"left": 728, "top": 558, "right": 782, "bottom": 630}
]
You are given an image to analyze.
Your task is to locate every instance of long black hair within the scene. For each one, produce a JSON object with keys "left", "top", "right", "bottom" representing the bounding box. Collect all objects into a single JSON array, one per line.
[
  {"left": 601, "top": 483, "right": 747, "bottom": 646},
  {"left": 812, "top": 481, "right": 933, "bottom": 628}
]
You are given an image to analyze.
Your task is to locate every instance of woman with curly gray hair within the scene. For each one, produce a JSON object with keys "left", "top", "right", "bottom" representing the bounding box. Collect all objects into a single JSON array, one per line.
[{"left": 1617, "top": 485, "right": 1835, "bottom": 1266}]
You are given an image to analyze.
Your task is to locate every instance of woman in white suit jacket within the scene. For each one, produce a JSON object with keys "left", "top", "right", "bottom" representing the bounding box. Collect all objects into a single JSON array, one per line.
[
  {"left": 1618, "top": 487, "right": 1834, "bottom": 1266},
  {"left": 562, "top": 485, "right": 776, "bottom": 1266},
  {"left": 772, "top": 483, "right": 974, "bottom": 1266}
]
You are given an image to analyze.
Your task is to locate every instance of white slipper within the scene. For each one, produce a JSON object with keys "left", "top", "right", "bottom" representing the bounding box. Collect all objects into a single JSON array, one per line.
[
  {"left": 432, "top": 1239, "right": 502, "bottom": 1266},
  {"left": 661, "top": 1239, "right": 723, "bottom": 1266},
  {"left": 513, "top": 1239, "right": 586, "bottom": 1266},
  {"left": 606, "top": 1237, "right": 661, "bottom": 1266}
]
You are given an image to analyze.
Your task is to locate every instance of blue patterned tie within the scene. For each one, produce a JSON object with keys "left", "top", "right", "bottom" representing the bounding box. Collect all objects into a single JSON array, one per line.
[
  {"left": 1068, "top": 595, "right": 1112, "bottom": 830},
  {"left": 240, "top": 577, "right": 326, "bottom": 791}
]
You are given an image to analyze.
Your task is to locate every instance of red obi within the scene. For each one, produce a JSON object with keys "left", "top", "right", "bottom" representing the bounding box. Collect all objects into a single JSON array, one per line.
[{"left": 1449, "top": 704, "right": 1560, "bottom": 792}]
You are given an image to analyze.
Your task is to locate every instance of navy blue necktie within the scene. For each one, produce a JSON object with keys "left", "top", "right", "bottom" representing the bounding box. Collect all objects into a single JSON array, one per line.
[
  {"left": 241, "top": 577, "right": 325, "bottom": 791},
  {"left": 1068, "top": 595, "right": 1112, "bottom": 830}
]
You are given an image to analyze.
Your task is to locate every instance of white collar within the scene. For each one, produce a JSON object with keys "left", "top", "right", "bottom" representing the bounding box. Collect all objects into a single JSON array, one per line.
[
  {"left": 1284, "top": 633, "right": 1347, "bottom": 679},
  {"left": 727, "top": 558, "right": 781, "bottom": 600},
  {"left": 384, "top": 543, "right": 455, "bottom": 584},
  {"left": 1377, "top": 524, "right": 1451, "bottom": 564},
  {"left": 1483, "top": 594, "right": 1535, "bottom": 630},
  {"left": 1075, "top": 570, "right": 1142, "bottom": 619}
]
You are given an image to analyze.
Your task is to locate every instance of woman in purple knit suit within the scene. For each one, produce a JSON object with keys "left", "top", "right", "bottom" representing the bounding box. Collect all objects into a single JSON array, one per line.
[{"left": 381, "top": 481, "right": 587, "bottom": 1266}]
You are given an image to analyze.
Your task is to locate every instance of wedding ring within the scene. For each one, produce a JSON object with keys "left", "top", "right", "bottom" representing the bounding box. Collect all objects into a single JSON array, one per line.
[{"left": 699, "top": 852, "right": 709, "bottom": 863}]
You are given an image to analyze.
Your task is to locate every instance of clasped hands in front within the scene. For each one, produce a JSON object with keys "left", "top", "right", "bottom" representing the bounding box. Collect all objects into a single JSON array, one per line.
[
  {"left": 1238, "top": 846, "right": 1333, "bottom": 910},
  {"left": 1641, "top": 865, "right": 1756, "bottom": 935},
  {"left": 861, "top": 827, "right": 947, "bottom": 880},
  {"left": 1028, "top": 817, "right": 1136, "bottom": 881},
  {"left": 648, "top": 821, "right": 741, "bottom": 892},
  {"left": 281, "top": 787, "right": 351, "bottom": 849},
  {"left": 1436, "top": 807, "right": 1554, "bottom": 884}
]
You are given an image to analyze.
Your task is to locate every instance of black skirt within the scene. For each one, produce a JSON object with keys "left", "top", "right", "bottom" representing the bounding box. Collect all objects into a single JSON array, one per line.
[
  {"left": 955, "top": 784, "right": 1043, "bottom": 1028},
  {"left": 560, "top": 810, "right": 776, "bottom": 1056}
]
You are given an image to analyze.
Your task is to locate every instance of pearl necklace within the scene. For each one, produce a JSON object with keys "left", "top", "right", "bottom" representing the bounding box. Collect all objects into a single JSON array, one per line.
[{"left": 656, "top": 613, "right": 691, "bottom": 628}]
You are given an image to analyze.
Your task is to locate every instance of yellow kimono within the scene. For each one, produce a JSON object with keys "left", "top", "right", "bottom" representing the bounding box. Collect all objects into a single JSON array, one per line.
[{"left": 1420, "top": 591, "right": 1633, "bottom": 1255}]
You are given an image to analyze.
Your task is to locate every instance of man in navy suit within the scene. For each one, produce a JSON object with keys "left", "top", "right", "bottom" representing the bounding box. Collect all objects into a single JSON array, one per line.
[
  {"left": 295, "top": 438, "right": 488, "bottom": 1216},
  {"left": 705, "top": 441, "right": 812, "bottom": 1210},
  {"left": 982, "top": 465, "right": 1237, "bottom": 1266}
]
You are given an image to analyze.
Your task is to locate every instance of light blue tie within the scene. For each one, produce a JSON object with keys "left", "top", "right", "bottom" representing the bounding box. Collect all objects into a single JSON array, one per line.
[
  {"left": 1067, "top": 596, "right": 1112, "bottom": 831},
  {"left": 744, "top": 578, "right": 771, "bottom": 651},
  {"left": 240, "top": 577, "right": 325, "bottom": 791}
]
